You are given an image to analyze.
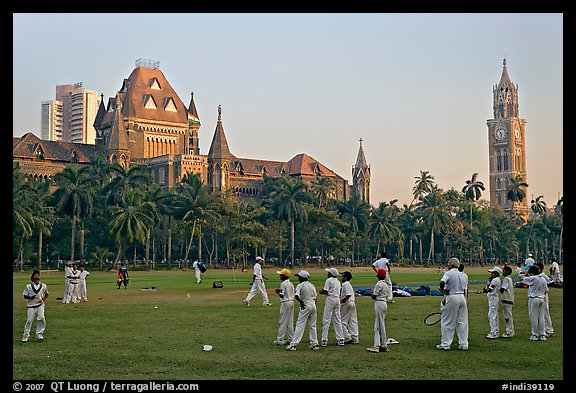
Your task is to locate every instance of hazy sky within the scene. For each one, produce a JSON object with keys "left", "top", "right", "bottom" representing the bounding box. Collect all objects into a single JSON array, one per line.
[{"left": 13, "top": 13, "right": 563, "bottom": 207}]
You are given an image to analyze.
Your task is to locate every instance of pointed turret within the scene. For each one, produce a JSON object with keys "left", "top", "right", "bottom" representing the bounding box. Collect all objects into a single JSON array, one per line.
[
  {"left": 187, "top": 92, "right": 201, "bottom": 155},
  {"left": 352, "top": 138, "right": 370, "bottom": 204},
  {"left": 188, "top": 92, "right": 200, "bottom": 121},
  {"left": 207, "top": 105, "right": 235, "bottom": 161},
  {"left": 107, "top": 93, "right": 131, "bottom": 168}
]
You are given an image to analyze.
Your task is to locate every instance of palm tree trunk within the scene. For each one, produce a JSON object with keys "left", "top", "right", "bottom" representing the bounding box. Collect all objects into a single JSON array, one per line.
[
  {"left": 184, "top": 220, "right": 197, "bottom": 266},
  {"left": 290, "top": 217, "right": 295, "bottom": 269},
  {"left": 80, "top": 224, "right": 85, "bottom": 264},
  {"left": 167, "top": 223, "right": 172, "bottom": 269},
  {"left": 19, "top": 234, "right": 25, "bottom": 271},
  {"left": 38, "top": 232, "right": 43, "bottom": 270},
  {"left": 145, "top": 227, "right": 151, "bottom": 271},
  {"left": 427, "top": 230, "right": 434, "bottom": 265},
  {"left": 70, "top": 215, "right": 77, "bottom": 262}
]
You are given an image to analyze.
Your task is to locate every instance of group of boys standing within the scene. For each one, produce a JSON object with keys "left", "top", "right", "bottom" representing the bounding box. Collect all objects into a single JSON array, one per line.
[{"left": 243, "top": 252, "right": 394, "bottom": 353}]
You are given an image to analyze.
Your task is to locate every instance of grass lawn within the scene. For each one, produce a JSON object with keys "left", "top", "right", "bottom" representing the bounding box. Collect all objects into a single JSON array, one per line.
[{"left": 12, "top": 265, "right": 563, "bottom": 384}]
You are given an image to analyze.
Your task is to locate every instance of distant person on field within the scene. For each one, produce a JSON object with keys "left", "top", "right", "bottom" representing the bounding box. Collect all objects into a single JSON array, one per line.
[
  {"left": 500, "top": 265, "right": 515, "bottom": 337},
  {"left": 273, "top": 268, "right": 295, "bottom": 345},
  {"left": 372, "top": 251, "right": 393, "bottom": 302},
  {"left": 117, "top": 262, "right": 129, "bottom": 289},
  {"left": 437, "top": 257, "right": 469, "bottom": 351},
  {"left": 523, "top": 265, "right": 548, "bottom": 341},
  {"left": 516, "top": 263, "right": 525, "bottom": 282},
  {"left": 78, "top": 265, "right": 90, "bottom": 302},
  {"left": 340, "top": 271, "right": 359, "bottom": 344},
  {"left": 66, "top": 262, "right": 80, "bottom": 303},
  {"left": 367, "top": 268, "right": 390, "bottom": 353},
  {"left": 524, "top": 253, "right": 535, "bottom": 271},
  {"left": 286, "top": 270, "right": 319, "bottom": 351},
  {"left": 243, "top": 256, "right": 271, "bottom": 307},
  {"left": 62, "top": 261, "right": 72, "bottom": 303},
  {"left": 192, "top": 260, "right": 202, "bottom": 284},
  {"left": 549, "top": 257, "right": 561, "bottom": 283},
  {"left": 484, "top": 266, "right": 502, "bottom": 339},
  {"left": 22, "top": 270, "right": 49, "bottom": 342}
]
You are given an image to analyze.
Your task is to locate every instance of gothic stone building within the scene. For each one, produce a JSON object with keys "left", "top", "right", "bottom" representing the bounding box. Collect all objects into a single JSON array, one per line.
[{"left": 14, "top": 61, "right": 370, "bottom": 204}]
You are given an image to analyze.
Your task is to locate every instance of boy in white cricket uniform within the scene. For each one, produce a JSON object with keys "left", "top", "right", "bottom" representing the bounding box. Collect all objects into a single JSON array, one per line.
[
  {"left": 62, "top": 262, "right": 72, "bottom": 303},
  {"left": 286, "top": 270, "right": 319, "bottom": 351},
  {"left": 22, "top": 270, "right": 49, "bottom": 342},
  {"left": 372, "top": 251, "right": 393, "bottom": 301},
  {"left": 243, "top": 256, "right": 271, "bottom": 306},
  {"left": 484, "top": 266, "right": 502, "bottom": 339},
  {"left": 535, "top": 262, "right": 554, "bottom": 337},
  {"left": 340, "top": 271, "right": 359, "bottom": 344},
  {"left": 523, "top": 265, "right": 548, "bottom": 341},
  {"left": 78, "top": 265, "right": 90, "bottom": 302},
  {"left": 367, "top": 268, "right": 390, "bottom": 353},
  {"left": 437, "top": 257, "right": 468, "bottom": 351},
  {"left": 66, "top": 262, "right": 80, "bottom": 304},
  {"left": 273, "top": 268, "right": 295, "bottom": 345},
  {"left": 320, "top": 267, "right": 345, "bottom": 346},
  {"left": 500, "top": 265, "right": 515, "bottom": 337},
  {"left": 192, "top": 260, "right": 202, "bottom": 284}
]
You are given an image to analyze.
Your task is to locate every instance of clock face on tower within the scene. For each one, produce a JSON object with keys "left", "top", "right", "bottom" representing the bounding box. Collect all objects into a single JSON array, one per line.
[{"left": 495, "top": 128, "right": 507, "bottom": 140}]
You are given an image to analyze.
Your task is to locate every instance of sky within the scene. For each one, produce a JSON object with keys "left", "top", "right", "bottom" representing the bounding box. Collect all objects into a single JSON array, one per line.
[{"left": 12, "top": 13, "right": 563, "bottom": 208}]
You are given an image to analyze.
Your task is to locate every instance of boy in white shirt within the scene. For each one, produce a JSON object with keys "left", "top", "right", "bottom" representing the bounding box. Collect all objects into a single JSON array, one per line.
[
  {"left": 340, "top": 271, "right": 359, "bottom": 344},
  {"left": 500, "top": 265, "right": 515, "bottom": 338},
  {"left": 484, "top": 266, "right": 502, "bottom": 339},
  {"left": 22, "top": 270, "right": 49, "bottom": 342},
  {"left": 286, "top": 270, "right": 319, "bottom": 351},
  {"left": 367, "top": 268, "right": 390, "bottom": 353},
  {"left": 319, "top": 267, "right": 345, "bottom": 347},
  {"left": 78, "top": 265, "right": 90, "bottom": 302},
  {"left": 523, "top": 265, "right": 549, "bottom": 341},
  {"left": 274, "top": 268, "right": 295, "bottom": 345}
]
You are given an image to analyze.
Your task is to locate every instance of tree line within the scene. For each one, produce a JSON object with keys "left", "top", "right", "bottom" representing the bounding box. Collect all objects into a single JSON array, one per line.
[{"left": 13, "top": 157, "right": 563, "bottom": 271}]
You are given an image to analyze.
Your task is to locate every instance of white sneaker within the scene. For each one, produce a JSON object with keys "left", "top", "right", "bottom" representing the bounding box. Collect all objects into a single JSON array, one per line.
[
  {"left": 321, "top": 339, "right": 328, "bottom": 347},
  {"left": 539, "top": 335, "right": 547, "bottom": 341},
  {"left": 309, "top": 344, "right": 319, "bottom": 350},
  {"left": 36, "top": 335, "right": 44, "bottom": 341},
  {"left": 243, "top": 300, "right": 250, "bottom": 307},
  {"left": 529, "top": 335, "right": 539, "bottom": 341},
  {"left": 501, "top": 333, "right": 514, "bottom": 338},
  {"left": 264, "top": 302, "right": 272, "bottom": 306},
  {"left": 367, "top": 346, "right": 380, "bottom": 353},
  {"left": 458, "top": 345, "right": 469, "bottom": 351},
  {"left": 273, "top": 340, "right": 286, "bottom": 345},
  {"left": 286, "top": 345, "right": 297, "bottom": 351},
  {"left": 486, "top": 333, "right": 499, "bottom": 339},
  {"left": 436, "top": 344, "right": 449, "bottom": 350},
  {"left": 21, "top": 336, "right": 29, "bottom": 342}
]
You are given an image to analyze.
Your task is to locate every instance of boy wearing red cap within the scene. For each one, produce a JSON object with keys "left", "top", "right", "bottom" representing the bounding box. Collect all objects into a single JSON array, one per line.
[
  {"left": 367, "top": 268, "right": 390, "bottom": 353},
  {"left": 274, "top": 268, "right": 295, "bottom": 345}
]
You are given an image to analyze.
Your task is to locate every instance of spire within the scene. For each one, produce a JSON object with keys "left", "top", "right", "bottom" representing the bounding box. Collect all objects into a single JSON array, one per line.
[
  {"left": 93, "top": 93, "right": 107, "bottom": 130},
  {"left": 188, "top": 92, "right": 199, "bottom": 121},
  {"left": 107, "top": 93, "right": 129, "bottom": 151},
  {"left": 207, "top": 105, "right": 235, "bottom": 160},
  {"left": 354, "top": 138, "right": 368, "bottom": 169},
  {"left": 498, "top": 57, "right": 514, "bottom": 89}
]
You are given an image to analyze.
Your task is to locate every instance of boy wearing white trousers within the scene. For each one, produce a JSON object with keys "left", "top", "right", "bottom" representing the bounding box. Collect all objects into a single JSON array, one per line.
[
  {"left": 535, "top": 262, "right": 554, "bottom": 337},
  {"left": 286, "top": 270, "right": 319, "bottom": 351},
  {"left": 523, "top": 265, "right": 549, "bottom": 341},
  {"left": 340, "top": 271, "right": 359, "bottom": 344},
  {"left": 367, "top": 268, "right": 390, "bottom": 353},
  {"left": 320, "top": 267, "right": 345, "bottom": 346},
  {"left": 22, "top": 270, "right": 49, "bottom": 342},
  {"left": 484, "top": 266, "right": 502, "bottom": 339},
  {"left": 273, "top": 268, "right": 295, "bottom": 345},
  {"left": 500, "top": 265, "right": 515, "bottom": 337},
  {"left": 78, "top": 265, "right": 90, "bottom": 302},
  {"left": 243, "top": 256, "right": 271, "bottom": 306}
]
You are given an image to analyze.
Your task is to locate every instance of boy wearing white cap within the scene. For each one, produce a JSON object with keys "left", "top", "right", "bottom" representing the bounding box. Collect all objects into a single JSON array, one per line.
[
  {"left": 243, "top": 256, "right": 271, "bottom": 306},
  {"left": 320, "top": 267, "right": 345, "bottom": 346},
  {"left": 274, "top": 268, "right": 295, "bottom": 345},
  {"left": 340, "top": 271, "right": 359, "bottom": 344},
  {"left": 286, "top": 270, "right": 319, "bottom": 351},
  {"left": 483, "top": 266, "right": 502, "bottom": 339}
]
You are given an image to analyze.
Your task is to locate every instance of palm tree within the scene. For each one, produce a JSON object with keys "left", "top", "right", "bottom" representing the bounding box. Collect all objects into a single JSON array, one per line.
[
  {"left": 52, "top": 166, "right": 96, "bottom": 262},
  {"left": 417, "top": 188, "right": 450, "bottom": 264},
  {"left": 368, "top": 200, "right": 400, "bottom": 256},
  {"left": 105, "top": 163, "right": 151, "bottom": 207},
  {"left": 173, "top": 173, "right": 220, "bottom": 266},
  {"left": 506, "top": 175, "right": 529, "bottom": 205},
  {"left": 527, "top": 195, "right": 547, "bottom": 255},
  {"left": 411, "top": 170, "right": 435, "bottom": 206},
  {"left": 108, "top": 188, "right": 158, "bottom": 263},
  {"left": 333, "top": 195, "right": 369, "bottom": 266},
  {"left": 462, "top": 173, "right": 485, "bottom": 227},
  {"left": 310, "top": 176, "right": 334, "bottom": 208},
  {"left": 13, "top": 166, "right": 38, "bottom": 270},
  {"left": 269, "top": 177, "right": 308, "bottom": 268},
  {"left": 554, "top": 196, "right": 563, "bottom": 263}
]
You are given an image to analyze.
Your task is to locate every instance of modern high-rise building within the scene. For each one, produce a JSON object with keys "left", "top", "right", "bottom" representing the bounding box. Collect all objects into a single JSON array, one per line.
[
  {"left": 56, "top": 84, "right": 82, "bottom": 142},
  {"left": 487, "top": 59, "right": 530, "bottom": 218},
  {"left": 69, "top": 88, "right": 100, "bottom": 144},
  {"left": 40, "top": 100, "right": 63, "bottom": 141}
]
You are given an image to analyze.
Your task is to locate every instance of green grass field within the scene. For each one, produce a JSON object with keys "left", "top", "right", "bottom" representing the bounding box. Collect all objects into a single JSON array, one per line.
[{"left": 12, "top": 266, "right": 563, "bottom": 381}]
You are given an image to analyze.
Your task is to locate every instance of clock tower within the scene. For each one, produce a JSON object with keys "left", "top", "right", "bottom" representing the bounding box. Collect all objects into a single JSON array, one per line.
[{"left": 487, "top": 59, "right": 529, "bottom": 217}]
